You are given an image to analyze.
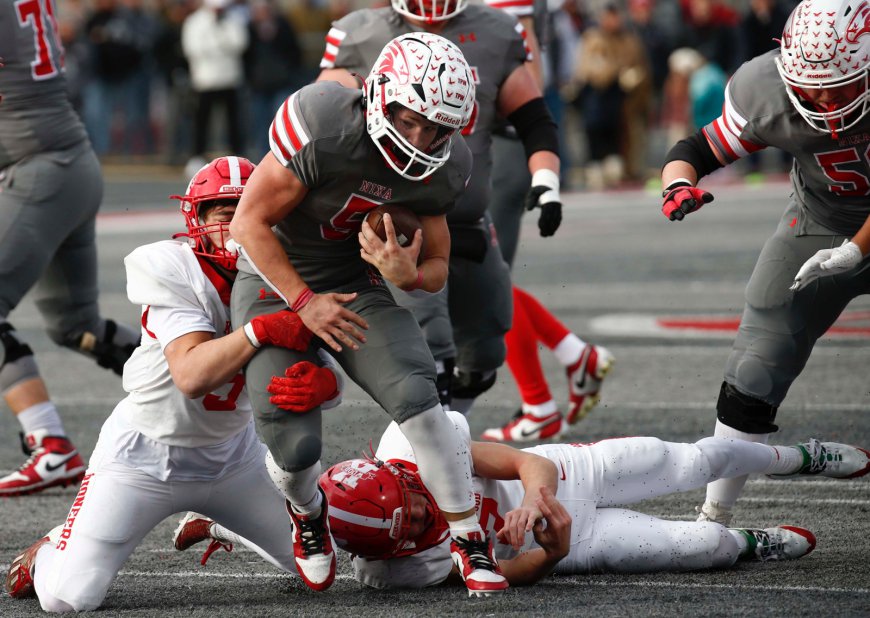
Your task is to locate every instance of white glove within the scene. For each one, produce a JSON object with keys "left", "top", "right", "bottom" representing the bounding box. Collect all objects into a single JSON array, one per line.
[{"left": 790, "top": 240, "right": 864, "bottom": 291}]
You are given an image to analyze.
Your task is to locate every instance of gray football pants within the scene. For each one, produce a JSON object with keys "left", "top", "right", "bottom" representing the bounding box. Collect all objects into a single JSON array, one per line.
[
  {"left": 392, "top": 214, "right": 512, "bottom": 375},
  {"left": 488, "top": 134, "right": 531, "bottom": 268},
  {"left": 724, "top": 200, "right": 870, "bottom": 407},
  {"left": 231, "top": 270, "right": 440, "bottom": 471},
  {"left": 0, "top": 141, "right": 104, "bottom": 341}
]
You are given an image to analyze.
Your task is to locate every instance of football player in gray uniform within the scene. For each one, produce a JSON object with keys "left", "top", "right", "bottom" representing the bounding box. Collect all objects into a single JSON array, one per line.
[
  {"left": 318, "top": 0, "right": 562, "bottom": 417},
  {"left": 230, "top": 33, "right": 509, "bottom": 597},
  {"left": 660, "top": 0, "right": 870, "bottom": 526},
  {"left": 0, "top": 0, "right": 140, "bottom": 497}
]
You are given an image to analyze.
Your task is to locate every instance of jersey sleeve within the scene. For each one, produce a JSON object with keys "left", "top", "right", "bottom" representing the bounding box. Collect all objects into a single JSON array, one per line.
[
  {"left": 485, "top": 0, "right": 534, "bottom": 18},
  {"left": 700, "top": 62, "right": 768, "bottom": 164},
  {"left": 144, "top": 305, "right": 216, "bottom": 350},
  {"left": 320, "top": 13, "right": 365, "bottom": 71},
  {"left": 352, "top": 542, "right": 453, "bottom": 589},
  {"left": 269, "top": 90, "right": 318, "bottom": 186}
]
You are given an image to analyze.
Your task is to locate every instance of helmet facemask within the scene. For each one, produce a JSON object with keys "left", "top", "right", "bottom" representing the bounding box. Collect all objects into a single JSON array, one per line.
[
  {"left": 391, "top": 0, "right": 468, "bottom": 23},
  {"left": 775, "top": 0, "right": 870, "bottom": 136}
]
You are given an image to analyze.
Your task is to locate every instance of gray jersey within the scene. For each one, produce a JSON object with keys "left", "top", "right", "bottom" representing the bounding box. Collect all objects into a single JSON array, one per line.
[
  {"left": 703, "top": 50, "right": 870, "bottom": 235},
  {"left": 321, "top": 6, "right": 529, "bottom": 224},
  {"left": 254, "top": 81, "right": 472, "bottom": 288},
  {"left": 0, "top": 0, "right": 89, "bottom": 168}
]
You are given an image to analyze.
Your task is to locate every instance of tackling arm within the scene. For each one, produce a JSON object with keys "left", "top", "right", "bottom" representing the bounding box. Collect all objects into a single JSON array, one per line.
[{"left": 316, "top": 68, "right": 362, "bottom": 89}]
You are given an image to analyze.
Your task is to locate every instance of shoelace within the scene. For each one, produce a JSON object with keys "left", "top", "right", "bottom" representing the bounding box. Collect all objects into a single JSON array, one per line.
[
  {"left": 803, "top": 441, "right": 828, "bottom": 475},
  {"left": 453, "top": 536, "right": 497, "bottom": 571},
  {"left": 751, "top": 530, "right": 784, "bottom": 561},
  {"left": 295, "top": 513, "right": 329, "bottom": 557},
  {"left": 201, "top": 539, "right": 233, "bottom": 566}
]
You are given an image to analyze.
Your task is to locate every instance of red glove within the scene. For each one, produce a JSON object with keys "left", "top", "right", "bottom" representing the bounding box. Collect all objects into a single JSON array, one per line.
[
  {"left": 661, "top": 182, "right": 714, "bottom": 221},
  {"left": 268, "top": 361, "right": 338, "bottom": 413},
  {"left": 247, "top": 311, "right": 312, "bottom": 351}
]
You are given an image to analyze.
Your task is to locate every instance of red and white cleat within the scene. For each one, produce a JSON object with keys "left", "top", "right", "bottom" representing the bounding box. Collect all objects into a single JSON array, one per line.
[
  {"left": 450, "top": 530, "right": 509, "bottom": 597},
  {"left": 732, "top": 525, "right": 816, "bottom": 561},
  {"left": 566, "top": 345, "right": 615, "bottom": 425},
  {"left": 0, "top": 430, "right": 85, "bottom": 497},
  {"left": 288, "top": 490, "right": 336, "bottom": 592},
  {"left": 173, "top": 512, "right": 233, "bottom": 565},
  {"left": 480, "top": 410, "right": 564, "bottom": 443},
  {"left": 6, "top": 526, "right": 62, "bottom": 599}
]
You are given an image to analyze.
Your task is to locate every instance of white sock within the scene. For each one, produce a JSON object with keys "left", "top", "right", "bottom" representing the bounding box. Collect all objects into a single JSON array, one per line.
[
  {"left": 17, "top": 401, "right": 64, "bottom": 437},
  {"left": 522, "top": 399, "right": 558, "bottom": 418},
  {"left": 265, "top": 452, "right": 321, "bottom": 515},
  {"left": 448, "top": 515, "right": 483, "bottom": 539},
  {"left": 398, "top": 405, "right": 475, "bottom": 514},
  {"left": 553, "top": 334, "right": 585, "bottom": 366},
  {"left": 765, "top": 445, "right": 807, "bottom": 475},
  {"left": 728, "top": 529, "right": 750, "bottom": 555}
]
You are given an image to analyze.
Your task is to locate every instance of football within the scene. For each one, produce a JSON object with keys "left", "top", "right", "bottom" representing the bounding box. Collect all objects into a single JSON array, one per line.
[{"left": 364, "top": 204, "right": 423, "bottom": 248}]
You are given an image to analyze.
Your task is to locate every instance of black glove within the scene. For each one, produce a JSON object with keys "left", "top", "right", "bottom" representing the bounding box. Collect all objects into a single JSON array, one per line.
[{"left": 524, "top": 170, "right": 563, "bottom": 237}]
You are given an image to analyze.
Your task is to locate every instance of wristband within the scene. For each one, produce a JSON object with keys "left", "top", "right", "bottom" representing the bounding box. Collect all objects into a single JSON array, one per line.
[
  {"left": 662, "top": 178, "right": 694, "bottom": 197},
  {"left": 530, "top": 169, "right": 560, "bottom": 204},
  {"left": 291, "top": 288, "right": 315, "bottom": 312},
  {"left": 403, "top": 268, "right": 424, "bottom": 292},
  {"left": 243, "top": 322, "right": 261, "bottom": 348}
]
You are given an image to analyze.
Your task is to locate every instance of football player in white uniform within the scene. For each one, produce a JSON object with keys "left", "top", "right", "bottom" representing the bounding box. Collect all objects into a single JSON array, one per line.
[
  {"left": 4, "top": 157, "right": 342, "bottom": 612},
  {"left": 660, "top": 0, "right": 870, "bottom": 526},
  {"left": 317, "top": 412, "right": 869, "bottom": 588}
]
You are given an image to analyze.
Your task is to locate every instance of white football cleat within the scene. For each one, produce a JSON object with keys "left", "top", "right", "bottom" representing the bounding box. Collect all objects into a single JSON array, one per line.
[
  {"left": 769, "top": 439, "right": 870, "bottom": 479},
  {"left": 566, "top": 344, "right": 615, "bottom": 425},
  {"left": 0, "top": 430, "right": 86, "bottom": 497},
  {"left": 732, "top": 525, "right": 816, "bottom": 561},
  {"left": 450, "top": 530, "right": 508, "bottom": 597},
  {"left": 480, "top": 410, "right": 564, "bottom": 443},
  {"left": 288, "top": 490, "right": 336, "bottom": 592}
]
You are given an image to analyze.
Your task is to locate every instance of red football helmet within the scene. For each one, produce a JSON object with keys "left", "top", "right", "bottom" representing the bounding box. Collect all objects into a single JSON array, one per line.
[
  {"left": 319, "top": 457, "right": 449, "bottom": 559},
  {"left": 171, "top": 156, "right": 255, "bottom": 270}
]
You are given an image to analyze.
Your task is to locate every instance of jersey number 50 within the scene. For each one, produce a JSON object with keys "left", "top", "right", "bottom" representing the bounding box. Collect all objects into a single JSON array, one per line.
[{"left": 15, "top": 0, "right": 64, "bottom": 81}]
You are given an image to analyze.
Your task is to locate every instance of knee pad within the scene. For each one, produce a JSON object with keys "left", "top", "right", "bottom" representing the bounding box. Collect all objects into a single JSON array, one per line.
[
  {"left": 451, "top": 369, "right": 497, "bottom": 400},
  {"left": 716, "top": 381, "right": 779, "bottom": 434},
  {"left": 63, "top": 320, "right": 140, "bottom": 376},
  {"left": 435, "top": 358, "right": 455, "bottom": 407},
  {"left": 0, "top": 322, "right": 39, "bottom": 392}
]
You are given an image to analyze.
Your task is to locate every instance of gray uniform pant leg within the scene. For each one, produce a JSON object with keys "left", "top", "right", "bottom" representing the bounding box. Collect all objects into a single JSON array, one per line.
[
  {"left": 389, "top": 283, "right": 456, "bottom": 363},
  {"left": 0, "top": 143, "right": 103, "bottom": 339},
  {"left": 488, "top": 135, "right": 531, "bottom": 269},
  {"left": 232, "top": 271, "right": 440, "bottom": 470},
  {"left": 724, "top": 201, "right": 870, "bottom": 406},
  {"left": 448, "top": 215, "right": 512, "bottom": 374}
]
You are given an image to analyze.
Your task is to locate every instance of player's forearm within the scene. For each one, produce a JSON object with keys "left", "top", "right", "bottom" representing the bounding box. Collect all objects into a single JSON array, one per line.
[
  {"left": 518, "top": 455, "right": 558, "bottom": 511},
  {"left": 416, "top": 256, "right": 449, "bottom": 292},
  {"left": 498, "top": 547, "right": 563, "bottom": 586},
  {"left": 316, "top": 68, "right": 360, "bottom": 88},
  {"left": 169, "top": 330, "right": 256, "bottom": 399},
  {"left": 528, "top": 150, "right": 560, "bottom": 177},
  {"left": 851, "top": 216, "right": 870, "bottom": 256},
  {"left": 661, "top": 160, "right": 700, "bottom": 188}
]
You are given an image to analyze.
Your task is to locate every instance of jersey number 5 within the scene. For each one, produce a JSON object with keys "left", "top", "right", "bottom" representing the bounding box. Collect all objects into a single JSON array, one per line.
[
  {"left": 15, "top": 0, "right": 64, "bottom": 81},
  {"left": 321, "top": 193, "right": 382, "bottom": 241},
  {"left": 816, "top": 146, "right": 870, "bottom": 197},
  {"left": 203, "top": 374, "right": 246, "bottom": 412}
]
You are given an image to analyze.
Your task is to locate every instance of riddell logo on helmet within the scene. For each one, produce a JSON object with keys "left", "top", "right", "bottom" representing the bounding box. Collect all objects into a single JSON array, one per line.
[
  {"left": 390, "top": 508, "right": 403, "bottom": 539},
  {"left": 218, "top": 184, "right": 242, "bottom": 192},
  {"left": 434, "top": 111, "right": 460, "bottom": 127},
  {"left": 805, "top": 72, "right": 834, "bottom": 79}
]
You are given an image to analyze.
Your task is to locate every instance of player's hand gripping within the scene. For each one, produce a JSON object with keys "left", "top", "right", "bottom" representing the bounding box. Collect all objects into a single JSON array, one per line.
[
  {"left": 294, "top": 291, "right": 368, "bottom": 353},
  {"left": 790, "top": 240, "right": 864, "bottom": 291},
  {"left": 524, "top": 169, "right": 563, "bottom": 237},
  {"left": 246, "top": 310, "right": 312, "bottom": 351},
  {"left": 267, "top": 361, "right": 339, "bottom": 413},
  {"left": 661, "top": 180, "right": 714, "bottom": 221},
  {"left": 497, "top": 502, "right": 544, "bottom": 551},
  {"left": 530, "top": 487, "right": 571, "bottom": 563},
  {"left": 358, "top": 213, "right": 422, "bottom": 289}
]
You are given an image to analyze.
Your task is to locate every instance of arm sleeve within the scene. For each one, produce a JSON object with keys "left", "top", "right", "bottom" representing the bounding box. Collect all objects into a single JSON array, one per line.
[
  {"left": 268, "top": 90, "right": 319, "bottom": 187},
  {"left": 145, "top": 305, "right": 216, "bottom": 351}
]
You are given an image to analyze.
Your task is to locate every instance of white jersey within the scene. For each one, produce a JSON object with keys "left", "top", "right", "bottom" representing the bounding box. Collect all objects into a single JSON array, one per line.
[{"left": 120, "top": 240, "right": 250, "bottom": 448}]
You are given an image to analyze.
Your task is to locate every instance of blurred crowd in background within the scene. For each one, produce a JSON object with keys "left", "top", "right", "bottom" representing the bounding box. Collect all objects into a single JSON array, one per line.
[{"left": 55, "top": 0, "right": 800, "bottom": 189}]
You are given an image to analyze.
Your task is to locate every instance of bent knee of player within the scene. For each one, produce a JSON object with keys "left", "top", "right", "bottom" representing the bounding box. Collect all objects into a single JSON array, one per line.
[
  {"left": 710, "top": 524, "right": 740, "bottom": 569},
  {"left": 694, "top": 436, "right": 735, "bottom": 478},
  {"left": 41, "top": 567, "right": 114, "bottom": 612}
]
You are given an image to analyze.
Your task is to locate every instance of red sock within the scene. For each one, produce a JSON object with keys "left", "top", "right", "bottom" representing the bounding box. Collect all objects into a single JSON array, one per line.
[
  {"left": 506, "top": 286, "right": 551, "bottom": 405},
  {"left": 514, "top": 286, "right": 570, "bottom": 349}
]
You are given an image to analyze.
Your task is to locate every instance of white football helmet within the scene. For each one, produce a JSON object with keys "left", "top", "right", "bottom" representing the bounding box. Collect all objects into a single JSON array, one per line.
[
  {"left": 775, "top": 0, "right": 870, "bottom": 135},
  {"left": 365, "top": 32, "right": 475, "bottom": 181},
  {"left": 391, "top": 0, "right": 468, "bottom": 23},
  {"left": 171, "top": 156, "right": 255, "bottom": 270}
]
